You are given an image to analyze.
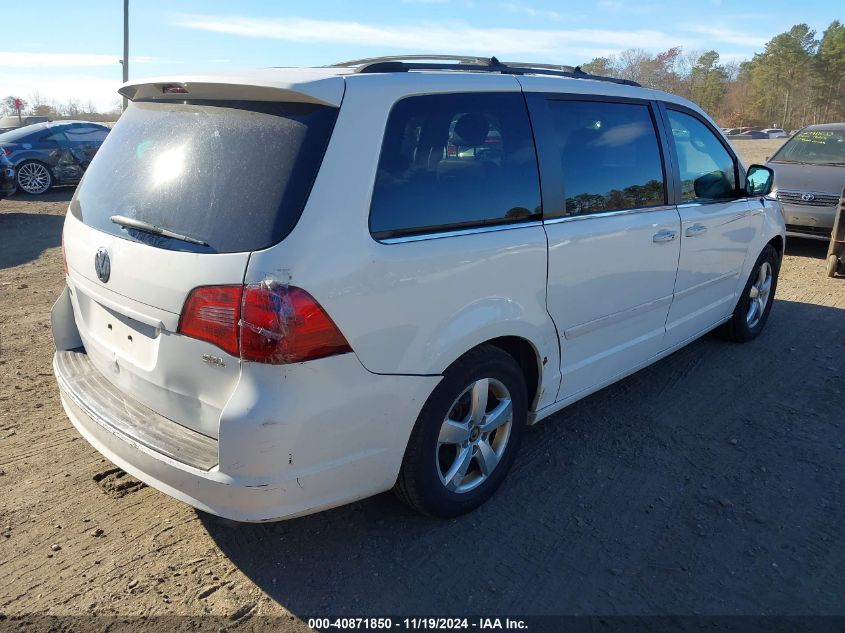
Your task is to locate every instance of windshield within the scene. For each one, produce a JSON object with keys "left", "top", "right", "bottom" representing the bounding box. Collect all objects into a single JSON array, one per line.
[
  {"left": 771, "top": 129, "right": 845, "bottom": 165},
  {"left": 70, "top": 99, "right": 338, "bottom": 253}
]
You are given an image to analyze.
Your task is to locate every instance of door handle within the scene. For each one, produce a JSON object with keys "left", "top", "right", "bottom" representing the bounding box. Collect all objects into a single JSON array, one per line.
[
  {"left": 685, "top": 224, "right": 708, "bottom": 237},
  {"left": 653, "top": 229, "right": 677, "bottom": 243}
]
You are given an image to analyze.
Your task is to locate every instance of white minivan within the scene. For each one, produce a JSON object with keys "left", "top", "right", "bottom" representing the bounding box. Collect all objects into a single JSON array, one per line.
[{"left": 52, "top": 57, "right": 785, "bottom": 521}]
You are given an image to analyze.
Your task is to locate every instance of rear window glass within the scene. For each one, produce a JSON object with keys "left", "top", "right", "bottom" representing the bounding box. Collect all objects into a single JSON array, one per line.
[
  {"left": 0, "top": 124, "right": 47, "bottom": 142},
  {"left": 546, "top": 100, "right": 666, "bottom": 215},
  {"left": 70, "top": 100, "right": 337, "bottom": 253},
  {"left": 369, "top": 92, "right": 541, "bottom": 240}
]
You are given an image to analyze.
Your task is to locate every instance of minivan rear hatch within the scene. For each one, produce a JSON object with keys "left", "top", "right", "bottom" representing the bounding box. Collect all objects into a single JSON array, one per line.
[{"left": 62, "top": 90, "right": 339, "bottom": 438}]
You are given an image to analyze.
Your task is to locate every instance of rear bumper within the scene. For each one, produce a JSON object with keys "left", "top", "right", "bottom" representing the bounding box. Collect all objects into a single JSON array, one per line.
[
  {"left": 55, "top": 349, "right": 219, "bottom": 470},
  {"left": 54, "top": 348, "right": 440, "bottom": 522},
  {"left": 785, "top": 228, "right": 831, "bottom": 242}
]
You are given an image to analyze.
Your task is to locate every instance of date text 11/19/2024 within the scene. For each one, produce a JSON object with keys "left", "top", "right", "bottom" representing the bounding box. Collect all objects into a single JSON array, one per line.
[{"left": 307, "top": 618, "right": 529, "bottom": 630}]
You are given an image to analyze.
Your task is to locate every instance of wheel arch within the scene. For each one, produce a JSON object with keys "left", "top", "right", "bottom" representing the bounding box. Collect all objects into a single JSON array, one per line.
[
  {"left": 767, "top": 234, "right": 784, "bottom": 261},
  {"left": 13, "top": 154, "right": 53, "bottom": 169},
  {"left": 452, "top": 336, "right": 543, "bottom": 414}
]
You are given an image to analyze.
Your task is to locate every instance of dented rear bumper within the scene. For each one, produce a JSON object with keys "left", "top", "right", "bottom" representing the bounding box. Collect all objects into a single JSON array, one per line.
[{"left": 52, "top": 288, "right": 440, "bottom": 521}]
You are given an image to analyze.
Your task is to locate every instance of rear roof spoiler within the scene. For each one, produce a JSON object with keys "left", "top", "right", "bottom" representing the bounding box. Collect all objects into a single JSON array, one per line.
[{"left": 119, "top": 70, "right": 345, "bottom": 107}]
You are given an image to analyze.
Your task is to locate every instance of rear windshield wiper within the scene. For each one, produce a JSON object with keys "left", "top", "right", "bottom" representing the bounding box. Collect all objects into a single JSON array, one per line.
[{"left": 110, "top": 215, "right": 209, "bottom": 247}]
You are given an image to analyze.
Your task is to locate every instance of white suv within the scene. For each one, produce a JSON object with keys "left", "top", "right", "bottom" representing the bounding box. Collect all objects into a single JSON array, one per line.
[{"left": 52, "top": 56, "right": 785, "bottom": 521}]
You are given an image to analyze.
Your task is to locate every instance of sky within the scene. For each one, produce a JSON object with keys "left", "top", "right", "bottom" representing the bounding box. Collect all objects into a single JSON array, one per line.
[{"left": 1, "top": 0, "right": 841, "bottom": 112}]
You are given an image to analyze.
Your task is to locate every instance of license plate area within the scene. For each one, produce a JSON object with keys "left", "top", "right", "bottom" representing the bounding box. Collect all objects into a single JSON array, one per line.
[{"left": 75, "top": 289, "right": 160, "bottom": 369}]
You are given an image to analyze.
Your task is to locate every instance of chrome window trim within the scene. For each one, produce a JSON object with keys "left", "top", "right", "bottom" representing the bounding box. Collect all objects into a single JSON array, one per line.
[
  {"left": 543, "top": 205, "right": 676, "bottom": 225},
  {"left": 378, "top": 220, "right": 543, "bottom": 244},
  {"left": 677, "top": 199, "right": 747, "bottom": 209}
]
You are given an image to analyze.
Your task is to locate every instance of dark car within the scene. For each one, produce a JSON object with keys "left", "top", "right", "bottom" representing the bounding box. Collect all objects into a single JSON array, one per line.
[
  {"left": 0, "top": 121, "right": 110, "bottom": 194},
  {"left": 0, "top": 150, "right": 15, "bottom": 199}
]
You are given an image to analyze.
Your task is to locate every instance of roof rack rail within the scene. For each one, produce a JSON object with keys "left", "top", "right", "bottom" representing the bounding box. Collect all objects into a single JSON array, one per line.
[
  {"left": 332, "top": 55, "right": 494, "bottom": 67},
  {"left": 329, "top": 55, "right": 640, "bottom": 87}
]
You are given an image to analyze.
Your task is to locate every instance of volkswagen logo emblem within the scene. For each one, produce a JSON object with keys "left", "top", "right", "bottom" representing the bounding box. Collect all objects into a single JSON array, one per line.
[
  {"left": 801, "top": 192, "right": 816, "bottom": 202},
  {"left": 94, "top": 247, "right": 111, "bottom": 283}
]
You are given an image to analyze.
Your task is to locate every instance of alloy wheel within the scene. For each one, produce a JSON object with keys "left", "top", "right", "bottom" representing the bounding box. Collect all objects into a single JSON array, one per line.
[
  {"left": 746, "top": 261, "right": 772, "bottom": 328},
  {"left": 17, "top": 162, "right": 51, "bottom": 195},
  {"left": 436, "top": 377, "right": 513, "bottom": 494}
]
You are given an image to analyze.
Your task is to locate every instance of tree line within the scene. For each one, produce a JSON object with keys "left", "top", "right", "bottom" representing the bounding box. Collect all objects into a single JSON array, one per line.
[
  {"left": 2, "top": 20, "right": 842, "bottom": 129},
  {"left": 582, "top": 20, "right": 844, "bottom": 130}
]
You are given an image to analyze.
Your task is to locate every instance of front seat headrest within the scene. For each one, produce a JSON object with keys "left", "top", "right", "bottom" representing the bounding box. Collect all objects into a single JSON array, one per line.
[{"left": 453, "top": 113, "right": 490, "bottom": 147}]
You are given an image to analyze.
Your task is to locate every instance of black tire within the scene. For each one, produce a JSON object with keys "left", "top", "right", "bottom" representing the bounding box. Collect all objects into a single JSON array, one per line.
[
  {"left": 395, "top": 345, "right": 527, "bottom": 517},
  {"left": 16, "top": 160, "right": 53, "bottom": 195},
  {"left": 719, "top": 244, "right": 780, "bottom": 342}
]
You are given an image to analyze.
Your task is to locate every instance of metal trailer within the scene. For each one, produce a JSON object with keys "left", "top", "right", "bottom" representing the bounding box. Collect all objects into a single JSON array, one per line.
[{"left": 827, "top": 187, "right": 845, "bottom": 278}]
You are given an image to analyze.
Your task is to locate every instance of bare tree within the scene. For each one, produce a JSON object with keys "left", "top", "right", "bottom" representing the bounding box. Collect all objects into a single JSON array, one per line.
[
  {"left": 28, "top": 90, "right": 58, "bottom": 118},
  {"left": 107, "top": 99, "right": 123, "bottom": 116},
  {"left": 614, "top": 49, "right": 654, "bottom": 85},
  {"left": 62, "top": 98, "right": 82, "bottom": 118}
]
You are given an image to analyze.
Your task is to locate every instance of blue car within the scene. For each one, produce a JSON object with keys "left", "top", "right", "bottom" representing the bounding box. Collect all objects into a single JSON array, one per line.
[
  {"left": 0, "top": 150, "right": 14, "bottom": 199},
  {"left": 0, "top": 121, "right": 110, "bottom": 195}
]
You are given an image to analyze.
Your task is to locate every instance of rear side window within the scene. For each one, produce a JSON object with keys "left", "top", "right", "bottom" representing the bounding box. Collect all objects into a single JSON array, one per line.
[
  {"left": 370, "top": 92, "right": 541, "bottom": 240},
  {"left": 666, "top": 109, "right": 737, "bottom": 202},
  {"left": 70, "top": 100, "right": 337, "bottom": 253},
  {"left": 65, "top": 126, "right": 109, "bottom": 143},
  {"left": 546, "top": 100, "right": 666, "bottom": 215},
  {"left": 42, "top": 131, "right": 67, "bottom": 142}
]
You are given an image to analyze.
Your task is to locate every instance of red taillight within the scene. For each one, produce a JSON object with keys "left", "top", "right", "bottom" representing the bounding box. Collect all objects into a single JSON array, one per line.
[
  {"left": 178, "top": 284, "right": 351, "bottom": 365},
  {"left": 240, "top": 285, "right": 351, "bottom": 364},
  {"left": 178, "top": 286, "right": 243, "bottom": 357},
  {"left": 2, "top": 148, "right": 11, "bottom": 156}
]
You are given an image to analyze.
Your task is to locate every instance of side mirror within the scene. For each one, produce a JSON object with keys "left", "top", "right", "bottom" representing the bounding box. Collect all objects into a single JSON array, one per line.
[{"left": 746, "top": 164, "right": 774, "bottom": 196}]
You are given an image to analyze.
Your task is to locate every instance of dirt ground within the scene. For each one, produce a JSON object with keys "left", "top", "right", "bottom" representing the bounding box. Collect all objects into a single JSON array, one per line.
[
  {"left": 728, "top": 138, "right": 786, "bottom": 166},
  {"left": 1, "top": 139, "right": 843, "bottom": 624}
]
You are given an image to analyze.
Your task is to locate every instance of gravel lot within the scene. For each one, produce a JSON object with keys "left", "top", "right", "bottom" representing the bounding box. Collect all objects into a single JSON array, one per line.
[
  {"left": 1, "top": 139, "right": 843, "bottom": 623},
  {"left": 728, "top": 138, "right": 786, "bottom": 166}
]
